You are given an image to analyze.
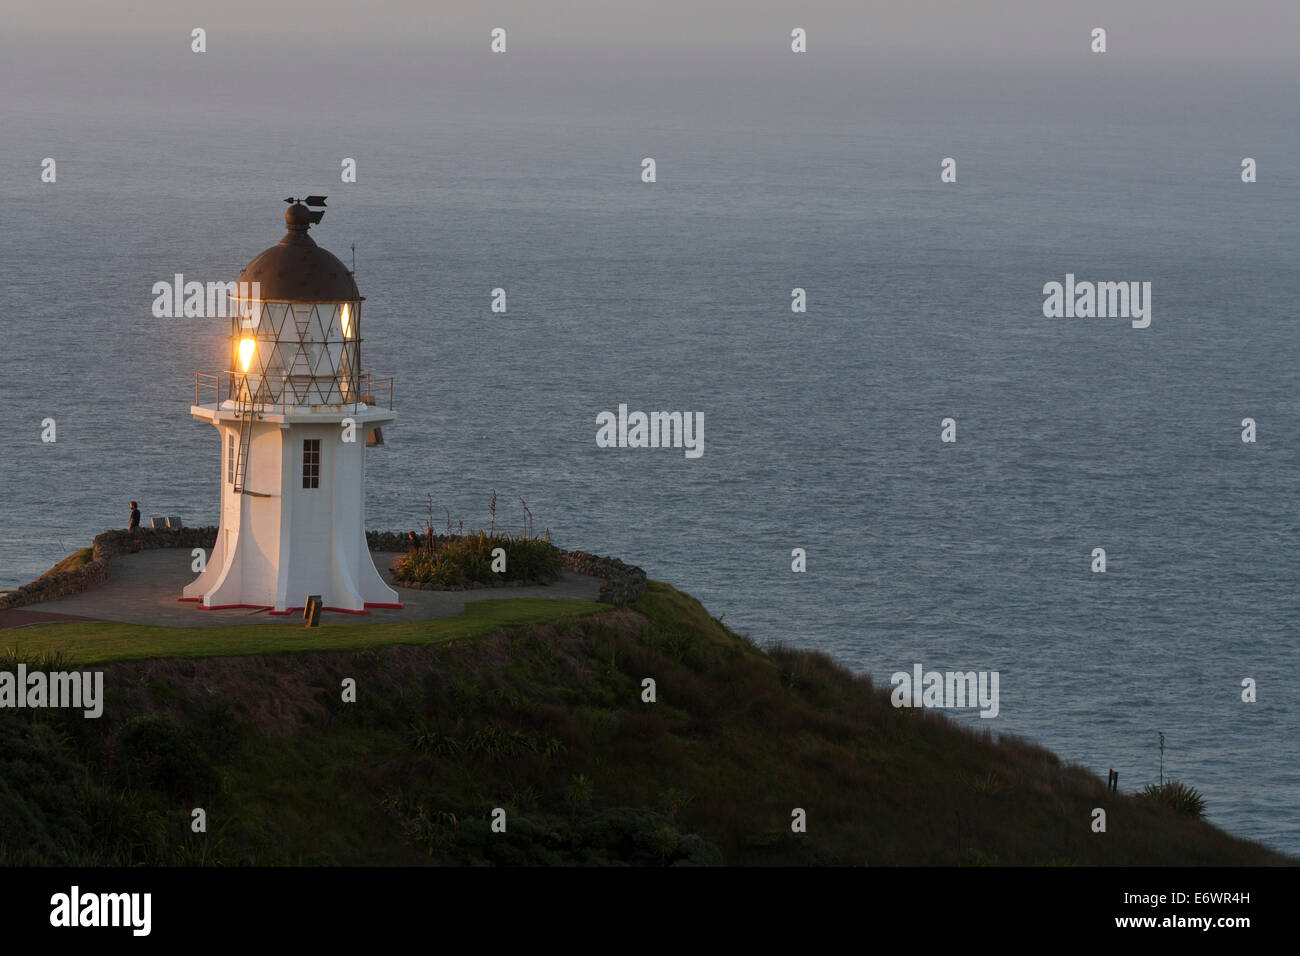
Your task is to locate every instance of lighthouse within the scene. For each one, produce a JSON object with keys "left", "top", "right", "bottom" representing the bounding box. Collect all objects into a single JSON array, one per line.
[{"left": 184, "top": 198, "right": 400, "bottom": 614}]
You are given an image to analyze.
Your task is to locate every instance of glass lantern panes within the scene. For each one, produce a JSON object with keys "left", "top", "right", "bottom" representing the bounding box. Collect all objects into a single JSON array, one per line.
[{"left": 228, "top": 297, "right": 362, "bottom": 408}]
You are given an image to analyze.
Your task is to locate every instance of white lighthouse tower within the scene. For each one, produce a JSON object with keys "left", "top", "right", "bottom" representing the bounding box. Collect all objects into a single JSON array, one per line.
[{"left": 185, "top": 198, "right": 400, "bottom": 615}]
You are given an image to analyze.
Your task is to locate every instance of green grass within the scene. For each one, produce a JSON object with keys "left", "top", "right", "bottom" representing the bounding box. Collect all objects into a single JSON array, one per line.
[
  {"left": 0, "top": 579, "right": 1291, "bottom": 866},
  {"left": 2, "top": 598, "right": 605, "bottom": 665},
  {"left": 39, "top": 547, "right": 95, "bottom": 578}
]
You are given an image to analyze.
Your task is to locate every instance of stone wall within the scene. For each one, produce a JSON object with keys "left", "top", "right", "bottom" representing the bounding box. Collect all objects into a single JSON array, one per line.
[
  {"left": 0, "top": 527, "right": 219, "bottom": 611},
  {"left": 366, "top": 530, "right": 414, "bottom": 553},
  {"left": 93, "top": 527, "right": 218, "bottom": 559},
  {"left": 0, "top": 555, "right": 109, "bottom": 609},
  {"left": 562, "top": 551, "right": 648, "bottom": 606}
]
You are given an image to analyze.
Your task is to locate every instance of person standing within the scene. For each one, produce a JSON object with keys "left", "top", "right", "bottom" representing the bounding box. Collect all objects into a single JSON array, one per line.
[{"left": 129, "top": 501, "right": 141, "bottom": 552}]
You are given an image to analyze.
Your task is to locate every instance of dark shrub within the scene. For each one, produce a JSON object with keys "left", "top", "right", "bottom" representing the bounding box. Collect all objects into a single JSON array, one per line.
[
  {"left": 393, "top": 532, "right": 563, "bottom": 588},
  {"left": 1137, "top": 780, "right": 1207, "bottom": 818},
  {"left": 118, "top": 715, "right": 217, "bottom": 800}
]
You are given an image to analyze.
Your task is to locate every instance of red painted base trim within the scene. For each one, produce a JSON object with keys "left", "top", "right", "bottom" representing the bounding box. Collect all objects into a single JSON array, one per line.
[
  {"left": 189, "top": 601, "right": 389, "bottom": 616},
  {"left": 267, "top": 606, "right": 373, "bottom": 616}
]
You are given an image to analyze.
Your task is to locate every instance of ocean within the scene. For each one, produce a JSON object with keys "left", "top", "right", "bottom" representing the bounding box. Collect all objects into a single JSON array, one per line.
[{"left": 1, "top": 36, "right": 1296, "bottom": 854}]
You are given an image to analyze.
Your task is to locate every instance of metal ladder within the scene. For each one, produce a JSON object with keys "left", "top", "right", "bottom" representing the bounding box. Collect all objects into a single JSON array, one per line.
[{"left": 232, "top": 396, "right": 254, "bottom": 494}]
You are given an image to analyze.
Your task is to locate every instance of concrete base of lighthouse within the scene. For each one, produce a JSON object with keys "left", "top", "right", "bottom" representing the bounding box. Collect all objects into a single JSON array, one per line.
[{"left": 183, "top": 403, "right": 399, "bottom": 614}]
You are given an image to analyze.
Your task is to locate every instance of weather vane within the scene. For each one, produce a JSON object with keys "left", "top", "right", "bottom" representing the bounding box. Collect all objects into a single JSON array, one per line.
[{"left": 282, "top": 195, "right": 328, "bottom": 224}]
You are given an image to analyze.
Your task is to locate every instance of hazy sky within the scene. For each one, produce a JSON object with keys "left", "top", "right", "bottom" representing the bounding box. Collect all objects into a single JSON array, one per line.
[{"left": 5, "top": 0, "right": 1300, "bottom": 57}]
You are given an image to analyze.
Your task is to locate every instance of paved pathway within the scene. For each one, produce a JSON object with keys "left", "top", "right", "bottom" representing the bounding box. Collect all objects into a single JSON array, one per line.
[
  {"left": 0, "top": 608, "right": 103, "bottom": 632},
  {"left": 8, "top": 550, "right": 600, "bottom": 628}
]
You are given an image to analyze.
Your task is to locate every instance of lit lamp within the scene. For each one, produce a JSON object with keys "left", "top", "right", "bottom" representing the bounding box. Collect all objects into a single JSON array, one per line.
[{"left": 234, "top": 325, "right": 262, "bottom": 403}]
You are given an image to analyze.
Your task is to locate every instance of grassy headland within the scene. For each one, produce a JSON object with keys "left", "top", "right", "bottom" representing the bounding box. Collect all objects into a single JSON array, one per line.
[{"left": 0, "top": 581, "right": 1290, "bottom": 866}]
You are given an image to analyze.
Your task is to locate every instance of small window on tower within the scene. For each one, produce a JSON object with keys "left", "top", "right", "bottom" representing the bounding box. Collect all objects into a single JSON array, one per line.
[
  {"left": 227, "top": 434, "right": 235, "bottom": 485},
  {"left": 303, "top": 439, "right": 321, "bottom": 489}
]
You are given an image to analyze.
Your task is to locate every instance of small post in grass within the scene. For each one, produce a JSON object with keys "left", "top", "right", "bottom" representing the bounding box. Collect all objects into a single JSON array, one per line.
[
  {"left": 1108, "top": 769, "right": 1118, "bottom": 793},
  {"left": 304, "top": 595, "right": 322, "bottom": 627}
]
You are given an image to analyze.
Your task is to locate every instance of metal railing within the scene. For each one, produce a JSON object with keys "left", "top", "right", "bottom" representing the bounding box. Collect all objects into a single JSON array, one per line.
[
  {"left": 195, "top": 371, "right": 227, "bottom": 407},
  {"left": 358, "top": 373, "right": 394, "bottom": 410},
  {"left": 194, "top": 370, "right": 393, "bottom": 410}
]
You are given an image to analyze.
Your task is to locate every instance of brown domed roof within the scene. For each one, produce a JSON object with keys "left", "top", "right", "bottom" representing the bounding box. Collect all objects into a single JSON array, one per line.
[{"left": 235, "top": 203, "right": 360, "bottom": 302}]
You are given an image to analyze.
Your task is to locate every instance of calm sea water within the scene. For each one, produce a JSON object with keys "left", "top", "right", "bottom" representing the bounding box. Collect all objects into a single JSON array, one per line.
[{"left": 1, "top": 40, "right": 1296, "bottom": 854}]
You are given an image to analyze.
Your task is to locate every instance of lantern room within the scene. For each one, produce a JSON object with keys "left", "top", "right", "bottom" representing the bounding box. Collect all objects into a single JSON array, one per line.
[{"left": 230, "top": 200, "right": 366, "bottom": 408}]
